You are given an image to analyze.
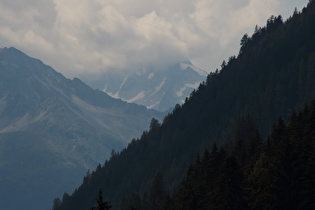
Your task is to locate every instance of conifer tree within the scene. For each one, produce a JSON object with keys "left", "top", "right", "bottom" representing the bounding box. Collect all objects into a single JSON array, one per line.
[
  {"left": 148, "top": 172, "right": 167, "bottom": 210},
  {"left": 211, "top": 155, "right": 247, "bottom": 210},
  {"left": 90, "top": 189, "right": 112, "bottom": 210}
]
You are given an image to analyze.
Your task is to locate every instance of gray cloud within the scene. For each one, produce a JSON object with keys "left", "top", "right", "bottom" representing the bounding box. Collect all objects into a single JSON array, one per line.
[{"left": 0, "top": 0, "right": 309, "bottom": 78}]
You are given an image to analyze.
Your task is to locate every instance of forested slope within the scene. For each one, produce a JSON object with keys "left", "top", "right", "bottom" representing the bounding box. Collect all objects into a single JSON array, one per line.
[
  {"left": 53, "top": 1, "right": 315, "bottom": 209},
  {"left": 167, "top": 100, "right": 315, "bottom": 210}
]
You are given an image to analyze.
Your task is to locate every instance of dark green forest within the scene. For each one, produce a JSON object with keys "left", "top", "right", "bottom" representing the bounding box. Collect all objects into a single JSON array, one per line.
[
  {"left": 135, "top": 105, "right": 315, "bottom": 209},
  {"left": 53, "top": 1, "right": 315, "bottom": 209}
]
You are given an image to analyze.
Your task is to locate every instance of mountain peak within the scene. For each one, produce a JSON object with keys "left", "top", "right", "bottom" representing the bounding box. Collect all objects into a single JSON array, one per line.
[
  {"left": 1, "top": 46, "right": 24, "bottom": 55},
  {"left": 84, "top": 61, "right": 207, "bottom": 112},
  {"left": 179, "top": 61, "right": 208, "bottom": 77},
  {"left": 0, "top": 48, "right": 164, "bottom": 210},
  {"left": 181, "top": 59, "right": 193, "bottom": 65}
]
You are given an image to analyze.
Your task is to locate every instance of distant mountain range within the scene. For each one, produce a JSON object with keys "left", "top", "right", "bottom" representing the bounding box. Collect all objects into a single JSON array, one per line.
[
  {"left": 83, "top": 60, "right": 207, "bottom": 112},
  {"left": 0, "top": 47, "right": 163, "bottom": 210}
]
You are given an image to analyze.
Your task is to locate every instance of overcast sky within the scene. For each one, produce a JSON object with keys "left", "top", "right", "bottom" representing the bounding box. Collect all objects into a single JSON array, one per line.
[{"left": 0, "top": 0, "right": 309, "bottom": 78}]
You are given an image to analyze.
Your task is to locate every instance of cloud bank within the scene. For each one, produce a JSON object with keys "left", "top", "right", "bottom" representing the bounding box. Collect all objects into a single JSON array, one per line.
[{"left": 0, "top": 0, "right": 309, "bottom": 77}]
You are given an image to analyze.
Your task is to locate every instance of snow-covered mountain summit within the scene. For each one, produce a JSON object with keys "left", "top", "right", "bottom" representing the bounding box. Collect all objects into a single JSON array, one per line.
[{"left": 85, "top": 60, "right": 208, "bottom": 112}]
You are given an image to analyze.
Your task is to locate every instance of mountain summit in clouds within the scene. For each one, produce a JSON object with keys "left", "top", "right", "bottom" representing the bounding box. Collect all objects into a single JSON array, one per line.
[
  {"left": 0, "top": 0, "right": 308, "bottom": 78},
  {"left": 84, "top": 60, "right": 207, "bottom": 112}
]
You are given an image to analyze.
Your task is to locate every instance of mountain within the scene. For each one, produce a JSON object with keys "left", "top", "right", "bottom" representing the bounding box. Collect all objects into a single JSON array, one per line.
[
  {"left": 0, "top": 47, "right": 163, "bottom": 210},
  {"left": 53, "top": 1, "right": 315, "bottom": 210},
  {"left": 83, "top": 60, "right": 207, "bottom": 112}
]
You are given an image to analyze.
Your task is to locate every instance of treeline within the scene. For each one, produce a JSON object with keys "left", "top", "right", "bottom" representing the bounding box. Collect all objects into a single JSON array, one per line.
[{"left": 52, "top": 1, "right": 315, "bottom": 209}]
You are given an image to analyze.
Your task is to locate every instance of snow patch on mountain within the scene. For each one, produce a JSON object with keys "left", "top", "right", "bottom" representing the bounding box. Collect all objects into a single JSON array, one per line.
[
  {"left": 185, "top": 82, "right": 201, "bottom": 89},
  {"left": 127, "top": 91, "right": 146, "bottom": 103},
  {"left": 176, "top": 82, "right": 201, "bottom": 97},
  {"left": 103, "top": 84, "right": 119, "bottom": 99},
  {"left": 176, "top": 87, "right": 186, "bottom": 97},
  {"left": 106, "top": 91, "right": 120, "bottom": 99},
  {"left": 84, "top": 60, "right": 207, "bottom": 112},
  {"left": 103, "top": 76, "right": 129, "bottom": 99},
  {"left": 148, "top": 100, "right": 160, "bottom": 109},
  {"left": 154, "top": 77, "right": 166, "bottom": 93},
  {"left": 103, "top": 83, "right": 109, "bottom": 93}
]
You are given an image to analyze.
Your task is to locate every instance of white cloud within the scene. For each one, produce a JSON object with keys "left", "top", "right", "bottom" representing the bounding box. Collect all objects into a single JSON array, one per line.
[{"left": 0, "top": 0, "right": 309, "bottom": 78}]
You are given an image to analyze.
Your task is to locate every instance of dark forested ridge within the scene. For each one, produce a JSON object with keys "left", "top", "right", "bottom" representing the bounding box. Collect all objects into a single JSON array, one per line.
[
  {"left": 53, "top": 1, "right": 315, "bottom": 209},
  {"left": 166, "top": 101, "right": 315, "bottom": 209}
]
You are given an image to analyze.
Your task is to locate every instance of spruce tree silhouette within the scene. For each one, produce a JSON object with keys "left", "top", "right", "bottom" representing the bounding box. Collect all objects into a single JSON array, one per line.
[{"left": 90, "top": 189, "right": 112, "bottom": 210}]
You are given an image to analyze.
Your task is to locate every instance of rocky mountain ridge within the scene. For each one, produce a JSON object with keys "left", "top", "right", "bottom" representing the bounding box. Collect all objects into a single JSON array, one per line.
[
  {"left": 84, "top": 60, "right": 207, "bottom": 112},
  {"left": 0, "top": 47, "right": 163, "bottom": 210}
]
